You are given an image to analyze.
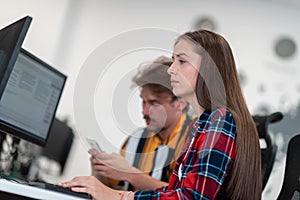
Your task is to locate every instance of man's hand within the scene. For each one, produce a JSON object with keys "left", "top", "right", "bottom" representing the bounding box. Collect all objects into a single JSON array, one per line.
[{"left": 89, "top": 149, "right": 142, "bottom": 182}]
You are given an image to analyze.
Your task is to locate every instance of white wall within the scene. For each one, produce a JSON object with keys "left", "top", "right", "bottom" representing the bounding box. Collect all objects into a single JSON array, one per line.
[{"left": 1, "top": 0, "right": 300, "bottom": 199}]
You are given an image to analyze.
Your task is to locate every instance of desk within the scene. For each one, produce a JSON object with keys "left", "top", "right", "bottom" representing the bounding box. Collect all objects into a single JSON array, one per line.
[{"left": 0, "top": 179, "right": 90, "bottom": 200}]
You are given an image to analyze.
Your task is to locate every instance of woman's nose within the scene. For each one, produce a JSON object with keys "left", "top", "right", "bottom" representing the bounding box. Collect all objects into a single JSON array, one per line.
[{"left": 168, "top": 62, "right": 176, "bottom": 75}]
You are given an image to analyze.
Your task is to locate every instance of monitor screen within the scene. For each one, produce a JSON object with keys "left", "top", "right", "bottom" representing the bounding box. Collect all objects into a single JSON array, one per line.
[
  {"left": 0, "top": 16, "right": 32, "bottom": 99},
  {"left": 0, "top": 49, "right": 66, "bottom": 146}
]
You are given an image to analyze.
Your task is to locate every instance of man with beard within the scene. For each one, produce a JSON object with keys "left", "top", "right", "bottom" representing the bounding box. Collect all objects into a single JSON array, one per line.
[{"left": 89, "top": 56, "right": 194, "bottom": 191}]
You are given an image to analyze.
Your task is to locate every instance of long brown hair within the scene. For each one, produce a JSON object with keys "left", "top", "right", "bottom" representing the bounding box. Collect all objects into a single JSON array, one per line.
[{"left": 177, "top": 30, "right": 262, "bottom": 199}]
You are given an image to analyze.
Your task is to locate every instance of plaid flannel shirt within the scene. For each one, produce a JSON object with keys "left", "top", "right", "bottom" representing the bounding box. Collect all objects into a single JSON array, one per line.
[{"left": 134, "top": 108, "right": 236, "bottom": 200}]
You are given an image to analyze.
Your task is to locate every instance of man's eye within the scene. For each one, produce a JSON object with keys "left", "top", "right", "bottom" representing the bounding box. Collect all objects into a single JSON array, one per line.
[
  {"left": 152, "top": 103, "right": 161, "bottom": 107},
  {"left": 179, "top": 60, "right": 186, "bottom": 64}
]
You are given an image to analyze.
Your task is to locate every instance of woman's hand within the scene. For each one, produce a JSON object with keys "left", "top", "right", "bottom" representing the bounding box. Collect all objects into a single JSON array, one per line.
[{"left": 59, "top": 176, "right": 124, "bottom": 200}]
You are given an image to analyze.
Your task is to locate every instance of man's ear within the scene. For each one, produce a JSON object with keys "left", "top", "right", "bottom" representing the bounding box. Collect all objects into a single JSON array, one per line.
[{"left": 177, "top": 98, "right": 188, "bottom": 111}]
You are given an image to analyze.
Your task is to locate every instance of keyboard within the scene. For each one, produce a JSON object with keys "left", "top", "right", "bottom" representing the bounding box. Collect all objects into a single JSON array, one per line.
[{"left": 28, "top": 181, "right": 92, "bottom": 199}]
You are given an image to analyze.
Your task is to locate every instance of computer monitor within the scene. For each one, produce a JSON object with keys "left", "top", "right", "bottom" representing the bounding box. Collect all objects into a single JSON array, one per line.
[
  {"left": 0, "top": 48, "right": 66, "bottom": 146},
  {"left": 0, "top": 16, "right": 32, "bottom": 99},
  {"left": 41, "top": 118, "right": 74, "bottom": 174}
]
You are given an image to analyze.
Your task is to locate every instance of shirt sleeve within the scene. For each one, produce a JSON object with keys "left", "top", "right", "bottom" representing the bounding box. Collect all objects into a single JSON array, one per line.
[{"left": 134, "top": 108, "right": 236, "bottom": 200}]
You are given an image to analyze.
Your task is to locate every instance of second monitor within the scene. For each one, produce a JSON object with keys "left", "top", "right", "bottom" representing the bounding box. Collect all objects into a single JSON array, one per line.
[{"left": 0, "top": 48, "right": 66, "bottom": 146}]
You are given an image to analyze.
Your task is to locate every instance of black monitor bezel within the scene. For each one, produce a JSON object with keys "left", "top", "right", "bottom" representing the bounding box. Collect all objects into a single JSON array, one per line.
[{"left": 0, "top": 48, "right": 67, "bottom": 146}]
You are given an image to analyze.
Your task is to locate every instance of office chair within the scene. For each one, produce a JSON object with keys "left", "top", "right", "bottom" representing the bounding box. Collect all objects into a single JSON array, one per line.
[
  {"left": 277, "top": 134, "right": 300, "bottom": 200},
  {"left": 252, "top": 111, "right": 283, "bottom": 190}
]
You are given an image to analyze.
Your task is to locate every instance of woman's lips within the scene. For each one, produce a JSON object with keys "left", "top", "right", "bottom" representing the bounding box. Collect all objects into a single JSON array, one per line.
[{"left": 170, "top": 80, "right": 179, "bottom": 86}]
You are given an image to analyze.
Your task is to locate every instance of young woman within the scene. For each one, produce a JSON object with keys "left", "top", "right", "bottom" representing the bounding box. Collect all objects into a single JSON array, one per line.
[{"left": 60, "top": 29, "right": 262, "bottom": 200}]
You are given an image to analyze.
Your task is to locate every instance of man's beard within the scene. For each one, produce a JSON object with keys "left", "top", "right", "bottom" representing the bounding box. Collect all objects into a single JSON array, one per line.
[{"left": 144, "top": 115, "right": 165, "bottom": 133}]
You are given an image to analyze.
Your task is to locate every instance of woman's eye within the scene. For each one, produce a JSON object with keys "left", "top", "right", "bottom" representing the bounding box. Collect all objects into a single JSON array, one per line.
[{"left": 179, "top": 60, "right": 186, "bottom": 64}]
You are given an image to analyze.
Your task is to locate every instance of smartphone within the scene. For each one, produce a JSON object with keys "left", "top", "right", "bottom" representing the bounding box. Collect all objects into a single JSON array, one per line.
[{"left": 86, "top": 137, "right": 103, "bottom": 152}]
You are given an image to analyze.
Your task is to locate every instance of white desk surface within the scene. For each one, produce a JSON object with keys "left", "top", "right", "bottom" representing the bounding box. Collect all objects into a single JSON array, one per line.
[{"left": 0, "top": 179, "right": 90, "bottom": 200}]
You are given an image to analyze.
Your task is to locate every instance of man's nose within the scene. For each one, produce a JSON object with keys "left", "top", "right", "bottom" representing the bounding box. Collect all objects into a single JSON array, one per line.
[{"left": 142, "top": 103, "right": 151, "bottom": 115}]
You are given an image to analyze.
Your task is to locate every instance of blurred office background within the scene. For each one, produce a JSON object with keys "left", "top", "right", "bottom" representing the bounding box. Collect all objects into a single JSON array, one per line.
[{"left": 1, "top": 0, "right": 300, "bottom": 199}]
